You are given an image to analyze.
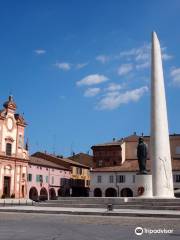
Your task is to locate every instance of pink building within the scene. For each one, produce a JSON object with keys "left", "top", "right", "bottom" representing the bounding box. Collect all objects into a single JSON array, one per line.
[
  {"left": 0, "top": 96, "right": 28, "bottom": 199},
  {"left": 28, "top": 156, "right": 71, "bottom": 201}
]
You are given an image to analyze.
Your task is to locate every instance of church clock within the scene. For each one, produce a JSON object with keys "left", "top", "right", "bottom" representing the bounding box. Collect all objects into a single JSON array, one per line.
[{"left": 7, "top": 117, "right": 14, "bottom": 131}]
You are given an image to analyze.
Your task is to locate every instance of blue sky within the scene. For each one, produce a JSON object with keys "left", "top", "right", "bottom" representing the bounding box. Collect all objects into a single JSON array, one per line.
[{"left": 0, "top": 0, "right": 180, "bottom": 156}]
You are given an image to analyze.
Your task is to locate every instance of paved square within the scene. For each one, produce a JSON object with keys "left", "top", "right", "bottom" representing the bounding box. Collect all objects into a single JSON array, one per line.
[{"left": 0, "top": 213, "right": 180, "bottom": 240}]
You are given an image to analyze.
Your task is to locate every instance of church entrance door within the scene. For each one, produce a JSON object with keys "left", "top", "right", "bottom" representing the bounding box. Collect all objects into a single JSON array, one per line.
[{"left": 3, "top": 176, "right": 11, "bottom": 198}]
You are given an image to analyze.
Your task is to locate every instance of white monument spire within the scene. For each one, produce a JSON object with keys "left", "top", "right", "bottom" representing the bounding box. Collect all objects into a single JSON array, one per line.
[{"left": 151, "top": 32, "right": 174, "bottom": 197}]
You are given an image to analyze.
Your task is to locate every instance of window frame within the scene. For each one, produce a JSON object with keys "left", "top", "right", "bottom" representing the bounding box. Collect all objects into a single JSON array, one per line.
[
  {"left": 97, "top": 175, "right": 102, "bottom": 183},
  {"left": 6, "top": 143, "right": 12, "bottom": 156}
]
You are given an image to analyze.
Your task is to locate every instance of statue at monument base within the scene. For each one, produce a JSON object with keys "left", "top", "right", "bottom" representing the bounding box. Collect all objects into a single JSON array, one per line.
[{"left": 137, "top": 137, "right": 148, "bottom": 174}]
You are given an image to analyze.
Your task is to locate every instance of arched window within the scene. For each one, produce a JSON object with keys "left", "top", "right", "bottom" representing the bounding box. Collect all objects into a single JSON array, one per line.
[{"left": 6, "top": 143, "right": 12, "bottom": 156}]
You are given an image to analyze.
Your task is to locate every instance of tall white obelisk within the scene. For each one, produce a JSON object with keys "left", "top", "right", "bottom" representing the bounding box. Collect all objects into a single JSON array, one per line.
[{"left": 151, "top": 32, "right": 174, "bottom": 198}]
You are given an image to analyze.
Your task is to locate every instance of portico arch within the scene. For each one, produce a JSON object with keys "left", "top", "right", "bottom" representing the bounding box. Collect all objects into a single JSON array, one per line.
[
  {"left": 40, "top": 187, "right": 48, "bottom": 201},
  {"left": 29, "top": 187, "right": 38, "bottom": 201},
  {"left": 105, "top": 188, "right": 117, "bottom": 197},
  {"left": 121, "top": 188, "right": 133, "bottom": 197},
  {"left": 94, "top": 188, "right": 102, "bottom": 197},
  {"left": 49, "top": 188, "right": 56, "bottom": 200}
]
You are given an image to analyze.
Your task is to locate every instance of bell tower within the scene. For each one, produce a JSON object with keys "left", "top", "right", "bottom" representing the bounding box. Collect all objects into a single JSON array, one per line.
[{"left": 0, "top": 96, "right": 28, "bottom": 158}]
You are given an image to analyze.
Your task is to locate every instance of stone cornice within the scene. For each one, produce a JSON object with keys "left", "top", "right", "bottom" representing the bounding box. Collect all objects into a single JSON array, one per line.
[{"left": 0, "top": 154, "right": 29, "bottom": 163}]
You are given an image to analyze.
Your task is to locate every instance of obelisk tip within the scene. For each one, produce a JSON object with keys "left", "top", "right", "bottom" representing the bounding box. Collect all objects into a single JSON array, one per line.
[{"left": 152, "top": 31, "right": 158, "bottom": 41}]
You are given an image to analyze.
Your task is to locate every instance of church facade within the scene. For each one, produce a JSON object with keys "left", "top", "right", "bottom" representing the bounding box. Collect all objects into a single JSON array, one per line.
[{"left": 0, "top": 96, "right": 28, "bottom": 198}]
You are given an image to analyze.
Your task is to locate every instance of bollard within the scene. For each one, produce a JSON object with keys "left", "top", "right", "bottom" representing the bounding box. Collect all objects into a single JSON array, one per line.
[{"left": 107, "top": 204, "right": 113, "bottom": 211}]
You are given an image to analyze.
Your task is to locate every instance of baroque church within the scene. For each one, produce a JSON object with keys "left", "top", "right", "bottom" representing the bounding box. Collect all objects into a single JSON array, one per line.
[{"left": 0, "top": 96, "right": 28, "bottom": 198}]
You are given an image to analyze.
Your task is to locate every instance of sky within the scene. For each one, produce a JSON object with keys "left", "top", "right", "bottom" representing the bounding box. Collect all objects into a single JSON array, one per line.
[{"left": 0, "top": 0, "right": 180, "bottom": 156}]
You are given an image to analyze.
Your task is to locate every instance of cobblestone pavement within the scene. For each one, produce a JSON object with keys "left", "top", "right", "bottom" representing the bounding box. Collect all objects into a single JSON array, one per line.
[{"left": 0, "top": 213, "right": 180, "bottom": 240}]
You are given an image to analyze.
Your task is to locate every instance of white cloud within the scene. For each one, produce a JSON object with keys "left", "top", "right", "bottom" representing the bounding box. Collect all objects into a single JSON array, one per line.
[
  {"left": 135, "top": 53, "right": 149, "bottom": 61},
  {"left": 119, "top": 43, "right": 172, "bottom": 64},
  {"left": 162, "top": 53, "right": 173, "bottom": 61},
  {"left": 119, "top": 48, "right": 137, "bottom": 58},
  {"left": 97, "top": 86, "right": 148, "bottom": 110},
  {"left": 136, "top": 61, "right": 150, "bottom": 70},
  {"left": 76, "top": 63, "right": 88, "bottom": 69},
  {"left": 170, "top": 67, "right": 180, "bottom": 85},
  {"left": 119, "top": 44, "right": 151, "bottom": 60},
  {"left": 55, "top": 62, "right": 71, "bottom": 71},
  {"left": 105, "top": 83, "right": 123, "bottom": 92},
  {"left": 77, "top": 74, "right": 109, "bottom": 86},
  {"left": 96, "top": 55, "right": 109, "bottom": 64},
  {"left": 34, "top": 49, "right": 46, "bottom": 55},
  {"left": 84, "top": 88, "right": 101, "bottom": 97},
  {"left": 117, "top": 64, "right": 133, "bottom": 76}
]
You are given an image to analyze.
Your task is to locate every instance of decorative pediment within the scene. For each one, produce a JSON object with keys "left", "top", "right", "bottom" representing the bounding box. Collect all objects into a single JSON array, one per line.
[
  {"left": 0, "top": 110, "right": 6, "bottom": 119},
  {"left": 14, "top": 114, "right": 27, "bottom": 126},
  {"left": 5, "top": 136, "right": 14, "bottom": 142},
  {"left": 4, "top": 165, "right": 12, "bottom": 170}
]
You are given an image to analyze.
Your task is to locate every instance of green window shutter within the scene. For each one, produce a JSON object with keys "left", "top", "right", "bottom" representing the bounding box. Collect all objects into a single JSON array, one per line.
[
  {"left": 28, "top": 174, "right": 32, "bottom": 182},
  {"left": 52, "top": 176, "right": 54, "bottom": 184},
  {"left": 36, "top": 175, "right": 39, "bottom": 182}
]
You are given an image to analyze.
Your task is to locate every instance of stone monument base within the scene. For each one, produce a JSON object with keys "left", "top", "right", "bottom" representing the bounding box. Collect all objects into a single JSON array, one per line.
[{"left": 136, "top": 174, "right": 152, "bottom": 197}]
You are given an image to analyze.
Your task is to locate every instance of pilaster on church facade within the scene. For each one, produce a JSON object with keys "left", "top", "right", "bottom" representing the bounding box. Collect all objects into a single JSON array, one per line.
[{"left": 0, "top": 96, "right": 29, "bottom": 199}]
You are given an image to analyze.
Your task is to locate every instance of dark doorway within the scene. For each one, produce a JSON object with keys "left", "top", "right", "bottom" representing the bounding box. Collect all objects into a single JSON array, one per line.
[
  {"left": 94, "top": 188, "right": 102, "bottom": 197},
  {"left": 105, "top": 188, "right": 117, "bottom": 197},
  {"left": 121, "top": 188, "right": 133, "bottom": 197},
  {"left": 3, "top": 176, "right": 11, "bottom": 197},
  {"left": 22, "top": 185, "right": 25, "bottom": 198},
  {"left": 58, "top": 188, "right": 62, "bottom": 197},
  {"left": 40, "top": 187, "right": 48, "bottom": 201},
  {"left": 58, "top": 187, "right": 70, "bottom": 197},
  {"left": 29, "top": 187, "right": 38, "bottom": 201},
  {"left": 71, "top": 187, "right": 88, "bottom": 197},
  {"left": 49, "top": 188, "right": 56, "bottom": 200}
]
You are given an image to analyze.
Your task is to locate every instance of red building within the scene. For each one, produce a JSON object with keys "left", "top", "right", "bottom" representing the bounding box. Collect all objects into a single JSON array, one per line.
[{"left": 91, "top": 139, "right": 123, "bottom": 168}]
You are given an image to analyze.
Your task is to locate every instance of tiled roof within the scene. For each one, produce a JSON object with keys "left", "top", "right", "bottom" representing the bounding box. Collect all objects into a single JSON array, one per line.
[
  {"left": 91, "top": 134, "right": 146, "bottom": 147},
  {"left": 69, "top": 152, "right": 93, "bottom": 167},
  {"left": 32, "top": 152, "right": 89, "bottom": 168},
  {"left": 92, "top": 158, "right": 180, "bottom": 172},
  {"left": 91, "top": 134, "right": 180, "bottom": 148},
  {"left": 29, "top": 156, "right": 69, "bottom": 171}
]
